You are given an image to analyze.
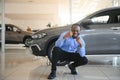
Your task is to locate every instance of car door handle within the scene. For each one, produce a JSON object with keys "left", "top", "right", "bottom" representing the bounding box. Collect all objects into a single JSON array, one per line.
[{"left": 111, "top": 27, "right": 120, "bottom": 30}]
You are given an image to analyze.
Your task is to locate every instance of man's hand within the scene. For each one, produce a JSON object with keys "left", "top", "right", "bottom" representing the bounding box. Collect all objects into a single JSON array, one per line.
[
  {"left": 63, "top": 31, "right": 72, "bottom": 39},
  {"left": 76, "top": 37, "right": 82, "bottom": 48}
]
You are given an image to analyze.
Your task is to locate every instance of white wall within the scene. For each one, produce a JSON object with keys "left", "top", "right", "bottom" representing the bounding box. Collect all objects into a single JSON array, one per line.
[
  {"left": 0, "top": 0, "right": 117, "bottom": 31},
  {"left": 2, "top": 15, "right": 61, "bottom": 31},
  {"left": 5, "top": 3, "right": 58, "bottom": 14},
  {"left": 11, "top": 20, "right": 58, "bottom": 30},
  {"left": 2, "top": 0, "right": 70, "bottom": 31},
  {"left": 0, "top": 16, "right": 13, "bottom": 24},
  {"left": 3, "top": 1, "right": 69, "bottom": 30}
]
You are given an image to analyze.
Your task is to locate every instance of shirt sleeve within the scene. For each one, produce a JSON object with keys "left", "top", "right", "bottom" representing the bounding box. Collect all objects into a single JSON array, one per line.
[
  {"left": 77, "top": 36, "right": 86, "bottom": 57},
  {"left": 78, "top": 47, "right": 86, "bottom": 57},
  {"left": 55, "top": 31, "right": 67, "bottom": 47}
]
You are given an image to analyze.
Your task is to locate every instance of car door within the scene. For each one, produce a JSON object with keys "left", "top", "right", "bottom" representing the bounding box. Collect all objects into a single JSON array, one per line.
[
  {"left": 5, "top": 25, "right": 24, "bottom": 43},
  {"left": 81, "top": 14, "right": 120, "bottom": 54},
  {"left": 12, "top": 26, "right": 25, "bottom": 43},
  {"left": 5, "top": 25, "right": 15, "bottom": 43}
]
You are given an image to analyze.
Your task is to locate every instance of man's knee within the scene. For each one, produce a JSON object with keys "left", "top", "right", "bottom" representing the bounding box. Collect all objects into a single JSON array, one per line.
[
  {"left": 53, "top": 47, "right": 60, "bottom": 52},
  {"left": 52, "top": 47, "right": 62, "bottom": 54},
  {"left": 83, "top": 57, "right": 88, "bottom": 65},
  {"left": 52, "top": 47, "right": 62, "bottom": 58}
]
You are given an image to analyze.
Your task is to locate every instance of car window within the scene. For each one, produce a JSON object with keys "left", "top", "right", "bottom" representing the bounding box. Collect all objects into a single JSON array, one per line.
[
  {"left": 13, "top": 26, "right": 21, "bottom": 32},
  {"left": 118, "top": 15, "right": 120, "bottom": 23},
  {"left": 84, "top": 14, "right": 120, "bottom": 29},
  {"left": 91, "top": 15, "right": 109, "bottom": 24},
  {"left": 6, "top": 26, "right": 13, "bottom": 31}
]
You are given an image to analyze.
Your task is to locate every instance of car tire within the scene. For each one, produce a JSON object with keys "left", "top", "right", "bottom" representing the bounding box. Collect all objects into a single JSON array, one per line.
[
  {"left": 24, "top": 37, "right": 32, "bottom": 47},
  {"left": 48, "top": 42, "right": 69, "bottom": 66}
]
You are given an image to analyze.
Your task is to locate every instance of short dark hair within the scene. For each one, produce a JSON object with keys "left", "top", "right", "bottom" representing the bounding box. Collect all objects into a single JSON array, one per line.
[{"left": 71, "top": 23, "right": 80, "bottom": 29}]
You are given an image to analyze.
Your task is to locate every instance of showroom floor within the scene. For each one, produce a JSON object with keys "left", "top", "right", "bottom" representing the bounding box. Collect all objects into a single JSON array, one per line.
[{"left": 0, "top": 44, "right": 120, "bottom": 80}]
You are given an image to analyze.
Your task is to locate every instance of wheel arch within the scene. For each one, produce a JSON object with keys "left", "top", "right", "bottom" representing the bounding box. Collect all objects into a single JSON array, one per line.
[
  {"left": 45, "top": 35, "right": 59, "bottom": 55},
  {"left": 23, "top": 35, "right": 32, "bottom": 43}
]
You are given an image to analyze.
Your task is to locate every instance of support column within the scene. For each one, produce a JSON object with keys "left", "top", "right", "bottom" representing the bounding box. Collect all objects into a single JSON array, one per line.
[{"left": 1, "top": 0, "right": 5, "bottom": 80}]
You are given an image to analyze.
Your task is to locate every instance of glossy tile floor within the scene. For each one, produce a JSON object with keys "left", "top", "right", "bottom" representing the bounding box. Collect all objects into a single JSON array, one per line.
[{"left": 0, "top": 44, "right": 120, "bottom": 80}]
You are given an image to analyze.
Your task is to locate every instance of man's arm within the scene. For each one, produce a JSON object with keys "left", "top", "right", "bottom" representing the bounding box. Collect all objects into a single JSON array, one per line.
[
  {"left": 63, "top": 31, "right": 72, "bottom": 39},
  {"left": 76, "top": 37, "right": 82, "bottom": 48},
  {"left": 78, "top": 47, "right": 86, "bottom": 57},
  {"left": 55, "top": 31, "right": 71, "bottom": 47},
  {"left": 77, "top": 36, "right": 86, "bottom": 57}
]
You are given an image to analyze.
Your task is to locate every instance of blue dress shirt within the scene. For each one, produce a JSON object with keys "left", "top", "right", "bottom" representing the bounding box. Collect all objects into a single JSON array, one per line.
[{"left": 55, "top": 31, "right": 86, "bottom": 57}]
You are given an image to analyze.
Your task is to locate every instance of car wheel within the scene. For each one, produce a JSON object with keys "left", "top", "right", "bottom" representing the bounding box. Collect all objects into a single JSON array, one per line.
[
  {"left": 48, "top": 42, "right": 69, "bottom": 66},
  {"left": 24, "top": 37, "right": 32, "bottom": 47}
]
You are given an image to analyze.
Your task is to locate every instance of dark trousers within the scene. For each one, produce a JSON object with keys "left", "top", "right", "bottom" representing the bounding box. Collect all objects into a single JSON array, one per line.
[{"left": 51, "top": 47, "right": 88, "bottom": 71}]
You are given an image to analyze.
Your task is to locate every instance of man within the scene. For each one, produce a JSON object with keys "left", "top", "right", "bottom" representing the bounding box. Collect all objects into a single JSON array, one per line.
[{"left": 48, "top": 24, "right": 88, "bottom": 79}]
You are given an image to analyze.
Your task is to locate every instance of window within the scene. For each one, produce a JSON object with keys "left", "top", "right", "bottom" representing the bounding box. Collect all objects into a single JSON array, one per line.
[
  {"left": 91, "top": 15, "right": 109, "bottom": 24},
  {"left": 118, "top": 15, "right": 120, "bottom": 22},
  {"left": 6, "top": 26, "right": 13, "bottom": 31},
  {"left": 13, "top": 27, "right": 21, "bottom": 32}
]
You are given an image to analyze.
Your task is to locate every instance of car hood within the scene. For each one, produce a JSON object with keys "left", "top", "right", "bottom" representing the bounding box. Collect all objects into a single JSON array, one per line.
[{"left": 33, "top": 25, "right": 71, "bottom": 35}]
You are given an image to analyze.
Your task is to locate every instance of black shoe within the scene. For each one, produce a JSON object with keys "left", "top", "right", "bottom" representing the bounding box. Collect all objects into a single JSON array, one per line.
[
  {"left": 48, "top": 72, "right": 56, "bottom": 79},
  {"left": 71, "top": 70, "right": 77, "bottom": 75},
  {"left": 68, "top": 64, "right": 77, "bottom": 75}
]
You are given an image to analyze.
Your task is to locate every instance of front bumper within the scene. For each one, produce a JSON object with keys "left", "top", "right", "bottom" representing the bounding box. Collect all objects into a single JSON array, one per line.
[{"left": 30, "top": 39, "right": 47, "bottom": 56}]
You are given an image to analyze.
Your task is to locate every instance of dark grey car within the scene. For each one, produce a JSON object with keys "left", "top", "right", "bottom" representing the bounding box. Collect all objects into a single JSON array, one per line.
[
  {"left": 30, "top": 7, "right": 120, "bottom": 64},
  {"left": 0, "top": 24, "right": 32, "bottom": 47}
]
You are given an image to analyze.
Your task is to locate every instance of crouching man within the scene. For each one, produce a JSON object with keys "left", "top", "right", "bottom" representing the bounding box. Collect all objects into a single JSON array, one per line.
[{"left": 48, "top": 24, "right": 88, "bottom": 79}]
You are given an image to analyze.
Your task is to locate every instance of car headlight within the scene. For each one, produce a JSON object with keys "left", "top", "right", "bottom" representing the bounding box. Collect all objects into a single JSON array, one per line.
[{"left": 32, "top": 33, "right": 47, "bottom": 39}]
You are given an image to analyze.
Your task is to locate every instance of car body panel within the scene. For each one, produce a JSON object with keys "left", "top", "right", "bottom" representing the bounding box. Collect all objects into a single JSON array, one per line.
[
  {"left": 30, "top": 7, "right": 120, "bottom": 56},
  {"left": 0, "top": 24, "right": 32, "bottom": 44},
  {"left": 81, "top": 22, "right": 120, "bottom": 54}
]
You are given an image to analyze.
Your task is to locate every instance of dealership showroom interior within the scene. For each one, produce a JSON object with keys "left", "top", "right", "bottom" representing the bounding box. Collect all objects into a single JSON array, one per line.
[{"left": 0, "top": 0, "right": 120, "bottom": 80}]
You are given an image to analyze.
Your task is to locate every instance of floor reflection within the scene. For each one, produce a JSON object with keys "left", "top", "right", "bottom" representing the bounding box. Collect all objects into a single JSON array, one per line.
[{"left": 0, "top": 44, "right": 120, "bottom": 80}]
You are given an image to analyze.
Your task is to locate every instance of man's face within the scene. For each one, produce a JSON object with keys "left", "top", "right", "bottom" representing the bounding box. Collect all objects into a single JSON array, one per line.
[{"left": 71, "top": 26, "right": 80, "bottom": 38}]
